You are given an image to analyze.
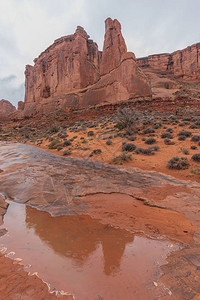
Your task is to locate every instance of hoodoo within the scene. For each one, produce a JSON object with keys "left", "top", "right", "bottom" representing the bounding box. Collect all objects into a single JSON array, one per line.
[{"left": 22, "top": 18, "right": 151, "bottom": 116}]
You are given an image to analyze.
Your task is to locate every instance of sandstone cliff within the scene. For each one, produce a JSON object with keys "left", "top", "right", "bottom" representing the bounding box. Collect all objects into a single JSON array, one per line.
[
  {"left": 0, "top": 99, "right": 16, "bottom": 116},
  {"left": 137, "top": 43, "right": 200, "bottom": 81},
  {"left": 22, "top": 18, "right": 151, "bottom": 116}
]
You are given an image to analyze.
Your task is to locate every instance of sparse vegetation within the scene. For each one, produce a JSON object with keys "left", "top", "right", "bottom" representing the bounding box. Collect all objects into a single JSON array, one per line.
[
  {"left": 112, "top": 152, "right": 132, "bottom": 164},
  {"left": 143, "top": 128, "right": 155, "bottom": 134},
  {"left": 89, "top": 149, "right": 102, "bottom": 157},
  {"left": 48, "top": 139, "right": 61, "bottom": 149},
  {"left": 63, "top": 150, "right": 72, "bottom": 156},
  {"left": 161, "top": 132, "right": 173, "bottom": 139},
  {"left": 116, "top": 108, "right": 141, "bottom": 131},
  {"left": 191, "top": 135, "right": 200, "bottom": 142},
  {"left": 192, "top": 153, "right": 200, "bottom": 162},
  {"left": 190, "top": 167, "right": 200, "bottom": 175},
  {"left": 50, "top": 124, "right": 59, "bottom": 133},
  {"left": 145, "top": 138, "right": 156, "bottom": 145},
  {"left": 122, "top": 142, "right": 136, "bottom": 152},
  {"left": 178, "top": 130, "right": 192, "bottom": 137},
  {"left": 106, "top": 139, "right": 112, "bottom": 145},
  {"left": 167, "top": 156, "right": 189, "bottom": 170}
]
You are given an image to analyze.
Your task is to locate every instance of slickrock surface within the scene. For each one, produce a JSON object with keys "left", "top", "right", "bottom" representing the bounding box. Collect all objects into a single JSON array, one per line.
[
  {"left": 22, "top": 18, "right": 151, "bottom": 116},
  {"left": 1, "top": 143, "right": 200, "bottom": 299},
  {"left": 137, "top": 43, "right": 200, "bottom": 81}
]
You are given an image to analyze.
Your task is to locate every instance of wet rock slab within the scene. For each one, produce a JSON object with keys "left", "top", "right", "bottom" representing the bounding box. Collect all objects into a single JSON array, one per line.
[
  {"left": 0, "top": 142, "right": 199, "bottom": 217},
  {"left": 0, "top": 142, "right": 200, "bottom": 299}
]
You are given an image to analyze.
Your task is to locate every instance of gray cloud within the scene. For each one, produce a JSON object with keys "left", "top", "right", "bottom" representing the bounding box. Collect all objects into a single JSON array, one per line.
[
  {"left": 0, "top": 75, "right": 24, "bottom": 107},
  {"left": 0, "top": 0, "right": 200, "bottom": 106}
]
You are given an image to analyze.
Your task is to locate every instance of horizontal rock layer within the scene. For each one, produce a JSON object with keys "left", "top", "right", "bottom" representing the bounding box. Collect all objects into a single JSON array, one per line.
[{"left": 137, "top": 43, "right": 200, "bottom": 81}]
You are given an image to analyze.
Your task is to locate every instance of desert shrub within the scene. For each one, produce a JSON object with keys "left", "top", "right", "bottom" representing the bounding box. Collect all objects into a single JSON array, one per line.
[
  {"left": 59, "top": 133, "right": 68, "bottom": 139},
  {"left": 87, "top": 131, "right": 94, "bottom": 137},
  {"left": 190, "top": 124, "right": 198, "bottom": 129},
  {"left": 191, "top": 145, "right": 197, "bottom": 150},
  {"left": 191, "top": 135, "right": 200, "bottom": 142},
  {"left": 164, "top": 138, "right": 174, "bottom": 145},
  {"left": 149, "top": 145, "right": 160, "bottom": 151},
  {"left": 145, "top": 138, "right": 156, "bottom": 145},
  {"left": 178, "top": 135, "right": 186, "bottom": 141},
  {"left": 50, "top": 124, "right": 59, "bottom": 133},
  {"left": 192, "top": 153, "right": 200, "bottom": 162},
  {"left": 116, "top": 108, "right": 141, "bottom": 130},
  {"left": 161, "top": 132, "right": 173, "bottom": 139},
  {"left": 135, "top": 148, "right": 143, "bottom": 154},
  {"left": 135, "top": 147, "right": 155, "bottom": 155},
  {"left": 127, "top": 136, "right": 136, "bottom": 141},
  {"left": 57, "top": 146, "right": 63, "bottom": 151},
  {"left": 182, "top": 117, "right": 192, "bottom": 122},
  {"left": 143, "top": 128, "right": 155, "bottom": 134},
  {"left": 48, "top": 139, "right": 61, "bottom": 149},
  {"left": 182, "top": 149, "right": 189, "bottom": 155},
  {"left": 106, "top": 139, "right": 112, "bottom": 145},
  {"left": 190, "top": 167, "right": 200, "bottom": 175},
  {"left": 179, "top": 121, "right": 190, "bottom": 127},
  {"left": 64, "top": 140, "right": 72, "bottom": 146},
  {"left": 153, "top": 123, "right": 162, "bottom": 129},
  {"left": 178, "top": 130, "right": 192, "bottom": 137},
  {"left": 112, "top": 152, "right": 132, "bottom": 164},
  {"left": 142, "top": 148, "right": 155, "bottom": 155},
  {"left": 167, "top": 156, "right": 189, "bottom": 170},
  {"left": 194, "top": 119, "right": 200, "bottom": 126},
  {"left": 125, "top": 127, "right": 134, "bottom": 136},
  {"left": 122, "top": 143, "right": 136, "bottom": 152},
  {"left": 89, "top": 149, "right": 102, "bottom": 157},
  {"left": 63, "top": 150, "right": 72, "bottom": 156},
  {"left": 166, "top": 128, "right": 173, "bottom": 133}
]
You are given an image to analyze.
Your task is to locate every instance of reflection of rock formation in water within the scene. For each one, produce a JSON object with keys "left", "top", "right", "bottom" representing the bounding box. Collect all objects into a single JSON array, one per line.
[{"left": 25, "top": 206, "right": 134, "bottom": 275}]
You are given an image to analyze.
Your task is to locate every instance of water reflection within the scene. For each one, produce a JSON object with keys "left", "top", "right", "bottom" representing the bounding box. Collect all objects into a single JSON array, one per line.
[{"left": 25, "top": 206, "right": 134, "bottom": 275}]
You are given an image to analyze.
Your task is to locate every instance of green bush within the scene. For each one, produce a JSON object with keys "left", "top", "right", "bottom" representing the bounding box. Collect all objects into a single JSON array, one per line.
[{"left": 48, "top": 139, "right": 61, "bottom": 149}]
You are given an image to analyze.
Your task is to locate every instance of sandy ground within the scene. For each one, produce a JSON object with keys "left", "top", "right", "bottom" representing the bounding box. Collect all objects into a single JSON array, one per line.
[{"left": 31, "top": 121, "right": 200, "bottom": 184}]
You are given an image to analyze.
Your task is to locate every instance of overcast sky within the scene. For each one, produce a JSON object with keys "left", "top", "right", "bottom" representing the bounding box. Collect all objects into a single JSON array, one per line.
[{"left": 0, "top": 0, "right": 200, "bottom": 107}]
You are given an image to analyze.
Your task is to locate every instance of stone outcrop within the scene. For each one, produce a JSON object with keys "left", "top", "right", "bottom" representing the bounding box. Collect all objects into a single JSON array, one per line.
[
  {"left": 137, "top": 43, "right": 200, "bottom": 81},
  {"left": 0, "top": 100, "right": 16, "bottom": 118},
  {"left": 17, "top": 101, "right": 25, "bottom": 111},
  {"left": 22, "top": 18, "right": 151, "bottom": 116}
]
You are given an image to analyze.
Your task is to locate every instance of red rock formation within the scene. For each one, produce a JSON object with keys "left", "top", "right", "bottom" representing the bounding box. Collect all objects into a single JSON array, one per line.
[
  {"left": 100, "top": 18, "right": 127, "bottom": 75},
  {"left": 137, "top": 43, "right": 200, "bottom": 81},
  {"left": 22, "top": 18, "right": 151, "bottom": 116},
  {"left": 0, "top": 99, "right": 16, "bottom": 115},
  {"left": 17, "top": 101, "right": 25, "bottom": 111}
]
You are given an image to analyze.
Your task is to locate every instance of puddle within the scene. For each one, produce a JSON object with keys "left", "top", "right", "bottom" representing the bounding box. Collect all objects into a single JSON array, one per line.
[{"left": 0, "top": 202, "right": 179, "bottom": 300}]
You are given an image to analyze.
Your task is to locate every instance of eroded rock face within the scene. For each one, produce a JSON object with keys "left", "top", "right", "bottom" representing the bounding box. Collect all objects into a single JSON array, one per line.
[
  {"left": 17, "top": 101, "right": 25, "bottom": 111},
  {"left": 0, "top": 100, "right": 16, "bottom": 116},
  {"left": 22, "top": 18, "right": 151, "bottom": 116},
  {"left": 137, "top": 43, "right": 200, "bottom": 81},
  {"left": 100, "top": 18, "right": 127, "bottom": 75}
]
